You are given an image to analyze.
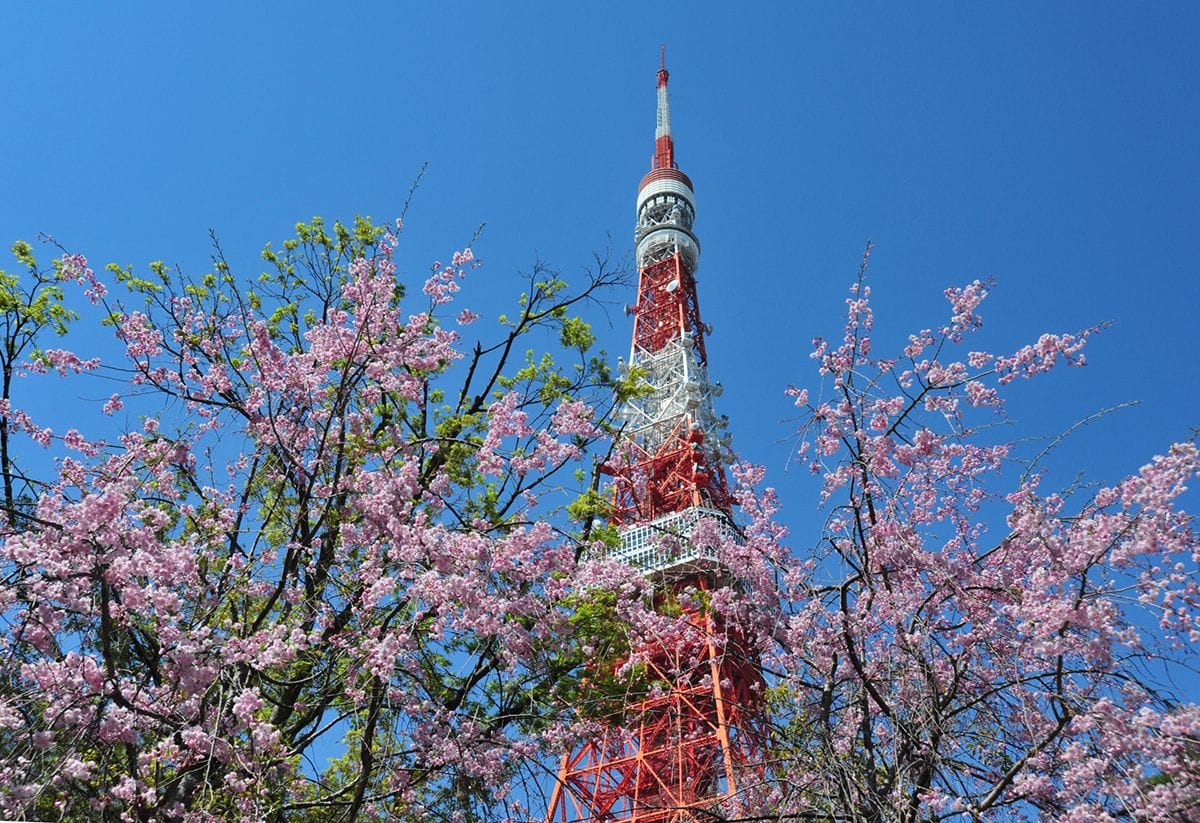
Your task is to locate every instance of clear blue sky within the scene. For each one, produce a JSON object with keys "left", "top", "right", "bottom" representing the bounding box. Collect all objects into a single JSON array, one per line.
[{"left": 3, "top": 4, "right": 1197, "bottom": 559}]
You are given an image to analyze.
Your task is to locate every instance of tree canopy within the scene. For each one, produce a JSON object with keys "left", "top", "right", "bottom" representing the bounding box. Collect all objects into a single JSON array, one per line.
[{"left": 0, "top": 226, "right": 1196, "bottom": 822}]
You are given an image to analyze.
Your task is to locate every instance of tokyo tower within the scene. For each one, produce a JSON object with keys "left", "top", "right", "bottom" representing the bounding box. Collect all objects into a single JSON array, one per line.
[{"left": 545, "top": 53, "right": 767, "bottom": 822}]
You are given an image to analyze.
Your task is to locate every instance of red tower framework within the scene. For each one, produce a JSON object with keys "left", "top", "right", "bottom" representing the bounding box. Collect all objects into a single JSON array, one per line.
[{"left": 545, "top": 56, "right": 767, "bottom": 823}]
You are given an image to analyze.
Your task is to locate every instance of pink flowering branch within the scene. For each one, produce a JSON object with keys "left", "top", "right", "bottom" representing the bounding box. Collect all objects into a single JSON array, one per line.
[{"left": 773, "top": 248, "right": 1200, "bottom": 820}]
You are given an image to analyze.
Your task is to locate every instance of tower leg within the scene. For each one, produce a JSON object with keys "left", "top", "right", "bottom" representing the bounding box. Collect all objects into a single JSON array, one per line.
[{"left": 545, "top": 587, "right": 764, "bottom": 822}]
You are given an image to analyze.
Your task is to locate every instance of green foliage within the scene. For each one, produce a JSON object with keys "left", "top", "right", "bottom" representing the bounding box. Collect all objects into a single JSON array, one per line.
[
  {"left": 107, "top": 260, "right": 164, "bottom": 296},
  {"left": 565, "top": 488, "right": 611, "bottom": 525},
  {"left": 0, "top": 240, "right": 80, "bottom": 520},
  {"left": 500, "top": 349, "right": 573, "bottom": 404},
  {"left": 546, "top": 589, "right": 668, "bottom": 724},
  {"left": 260, "top": 215, "right": 387, "bottom": 299},
  {"left": 613, "top": 364, "right": 652, "bottom": 405},
  {"left": 588, "top": 521, "right": 622, "bottom": 550},
  {"left": 0, "top": 242, "right": 76, "bottom": 340},
  {"left": 558, "top": 315, "right": 595, "bottom": 352},
  {"left": 435, "top": 412, "right": 485, "bottom": 488}
]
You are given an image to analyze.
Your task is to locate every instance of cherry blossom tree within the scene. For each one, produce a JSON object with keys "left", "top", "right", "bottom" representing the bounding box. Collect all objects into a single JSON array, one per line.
[
  {"left": 756, "top": 246, "right": 1200, "bottom": 821},
  {"left": 0, "top": 217, "right": 638, "bottom": 821}
]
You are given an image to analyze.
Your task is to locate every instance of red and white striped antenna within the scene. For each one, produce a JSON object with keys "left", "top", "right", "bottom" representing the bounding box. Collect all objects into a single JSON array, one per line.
[{"left": 654, "top": 45, "right": 675, "bottom": 170}]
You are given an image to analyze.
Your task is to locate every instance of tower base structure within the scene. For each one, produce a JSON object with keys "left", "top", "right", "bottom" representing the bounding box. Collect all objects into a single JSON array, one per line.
[{"left": 544, "top": 577, "right": 766, "bottom": 823}]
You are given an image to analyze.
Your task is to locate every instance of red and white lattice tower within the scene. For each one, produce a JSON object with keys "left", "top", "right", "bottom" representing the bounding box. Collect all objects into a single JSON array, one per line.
[{"left": 545, "top": 54, "right": 766, "bottom": 823}]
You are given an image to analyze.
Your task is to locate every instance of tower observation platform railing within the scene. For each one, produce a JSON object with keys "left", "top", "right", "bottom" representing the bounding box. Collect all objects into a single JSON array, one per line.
[{"left": 602, "top": 505, "right": 738, "bottom": 574}]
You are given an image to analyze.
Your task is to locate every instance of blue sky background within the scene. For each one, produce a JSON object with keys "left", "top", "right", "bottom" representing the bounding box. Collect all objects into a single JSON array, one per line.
[{"left": 2, "top": 3, "right": 1198, "bottom": 676}]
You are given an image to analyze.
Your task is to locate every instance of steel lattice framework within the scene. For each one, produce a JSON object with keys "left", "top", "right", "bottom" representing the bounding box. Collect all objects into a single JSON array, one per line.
[{"left": 546, "top": 55, "right": 767, "bottom": 823}]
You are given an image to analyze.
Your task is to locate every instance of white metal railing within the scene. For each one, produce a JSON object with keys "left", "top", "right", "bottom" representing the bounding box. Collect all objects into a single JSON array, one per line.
[{"left": 606, "top": 506, "right": 736, "bottom": 574}]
